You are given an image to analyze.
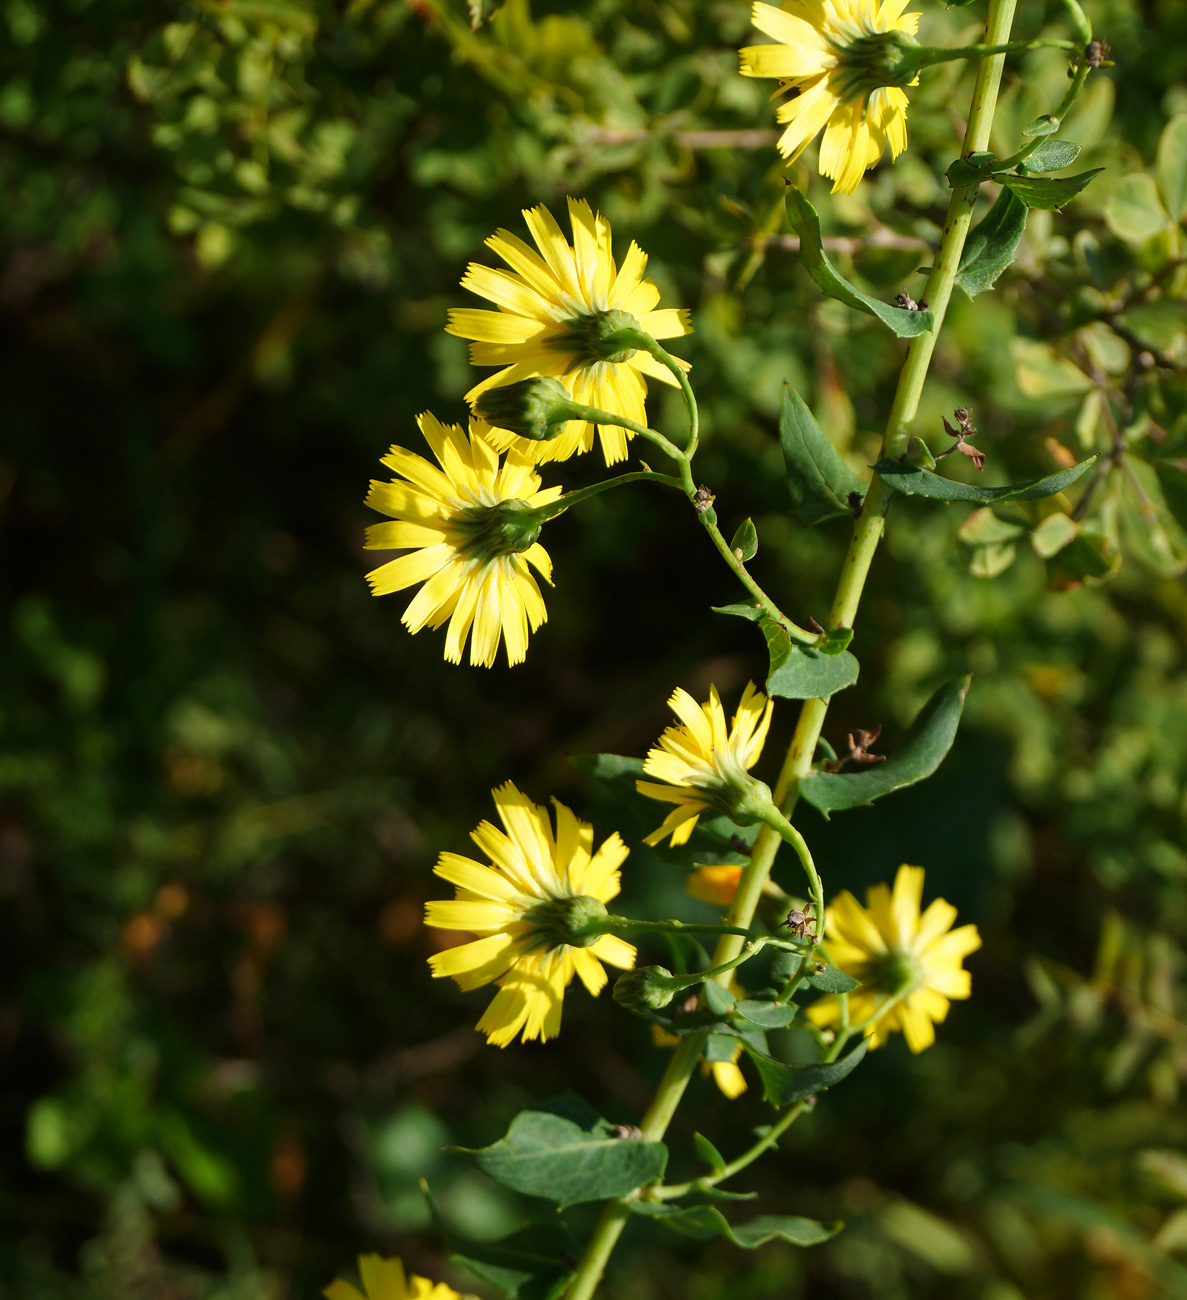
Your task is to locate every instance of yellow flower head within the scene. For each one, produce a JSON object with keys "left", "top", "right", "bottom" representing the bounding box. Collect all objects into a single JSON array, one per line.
[
  {"left": 807, "top": 865, "right": 981, "bottom": 1052},
  {"left": 740, "top": 0, "right": 921, "bottom": 194},
  {"left": 364, "top": 412, "right": 561, "bottom": 668},
  {"left": 425, "top": 782, "right": 636, "bottom": 1047},
  {"left": 324, "top": 1254, "right": 459, "bottom": 1300},
  {"left": 637, "top": 683, "right": 774, "bottom": 847},
  {"left": 446, "top": 197, "right": 692, "bottom": 466}
]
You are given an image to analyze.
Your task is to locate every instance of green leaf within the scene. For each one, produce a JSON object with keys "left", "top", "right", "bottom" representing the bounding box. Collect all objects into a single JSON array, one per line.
[
  {"left": 704, "top": 1030, "right": 743, "bottom": 1063},
  {"left": 778, "top": 383, "right": 867, "bottom": 527},
  {"left": 457, "top": 1097, "right": 668, "bottom": 1207},
  {"left": 955, "top": 189, "right": 1028, "bottom": 298},
  {"left": 784, "top": 188, "right": 934, "bottom": 338},
  {"left": 958, "top": 508, "right": 1025, "bottom": 547},
  {"left": 734, "top": 999, "right": 798, "bottom": 1028},
  {"left": 1119, "top": 457, "right": 1187, "bottom": 578},
  {"left": 1022, "top": 140, "right": 1082, "bottom": 173},
  {"left": 729, "top": 518, "right": 758, "bottom": 561},
  {"left": 742, "top": 1038, "right": 869, "bottom": 1107},
  {"left": 765, "top": 620, "right": 860, "bottom": 701},
  {"left": 693, "top": 1132, "right": 726, "bottom": 1175},
  {"left": 873, "top": 455, "right": 1097, "bottom": 504},
  {"left": 1030, "top": 511, "right": 1079, "bottom": 559},
  {"left": 1104, "top": 174, "right": 1172, "bottom": 244},
  {"left": 818, "top": 625, "right": 853, "bottom": 655},
  {"left": 1157, "top": 114, "right": 1187, "bottom": 221},
  {"left": 628, "top": 1202, "right": 842, "bottom": 1248},
  {"left": 998, "top": 169, "right": 1103, "bottom": 209},
  {"left": 797, "top": 676, "right": 971, "bottom": 817},
  {"left": 804, "top": 964, "right": 861, "bottom": 993},
  {"left": 947, "top": 152, "right": 997, "bottom": 188},
  {"left": 712, "top": 602, "right": 765, "bottom": 622},
  {"left": 1022, "top": 114, "right": 1060, "bottom": 138},
  {"left": 704, "top": 981, "right": 736, "bottom": 1017},
  {"left": 425, "top": 1182, "right": 575, "bottom": 1300}
]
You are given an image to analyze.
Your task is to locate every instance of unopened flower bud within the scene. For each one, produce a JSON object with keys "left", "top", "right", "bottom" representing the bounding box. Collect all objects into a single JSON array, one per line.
[
  {"left": 475, "top": 378, "right": 580, "bottom": 441},
  {"left": 613, "top": 966, "right": 678, "bottom": 1013}
]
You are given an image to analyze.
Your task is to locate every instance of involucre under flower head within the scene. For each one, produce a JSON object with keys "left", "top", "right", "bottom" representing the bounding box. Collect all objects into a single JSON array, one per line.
[
  {"left": 446, "top": 197, "right": 692, "bottom": 466},
  {"left": 637, "top": 682, "right": 775, "bottom": 846},
  {"left": 807, "top": 864, "right": 981, "bottom": 1052},
  {"left": 425, "top": 782, "right": 636, "bottom": 1047},
  {"left": 324, "top": 1254, "right": 459, "bottom": 1300},
  {"left": 364, "top": 413, "right": 560, "bottom": 668},
  {"left": 740, "top": 0, "right": 921, "bottom": 194}
]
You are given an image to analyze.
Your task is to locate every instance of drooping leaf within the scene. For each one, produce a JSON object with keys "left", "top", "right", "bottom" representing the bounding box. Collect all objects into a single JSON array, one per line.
[
  {"left": 784, "top": 188, "right": 934, "bottom": 338},
  {"left": 778, "top": 383, "right": 867, "bottom": 527},
  {"left": 797, "top": 676, "right": 971, "bottom": 817},
  {"left": 730, "top": 518, "right": 758, "bottom": 561},
  {"left": 1156, "top": 114, "right": 1187, "bottom": 221},
  {"left": 804, "top": 964, "right": 861, "bottom": 993},
  {"left": 955, "top": 189, "right": 1028, "bottom": 299},
  {"left": 742, "top": 1038, "right": 869, "bottom": 1107},
  {"left": 456, "top": 1096, "right": 667, "bottom": 1207},
  {"left": 765, "top": 620, "right": 859, "bottom": 701},
  {"left": 425, "top": 1182, "right": 575, "bottom": 1300},
  {"left": 1022, "top": 140, "right": 1082, "bottom": 174},
  {"left": 628, "top": 1202, "right": 842, "bottom": 1247},
  {"left": 998, "top": 169, "right": 1103, "bottom": 209},
  {"left": 734, "top": 999, "right": 798, "bottom": 1028},
  {"left": 873, "top": 455, "right": 1097, "bottom": 504}
]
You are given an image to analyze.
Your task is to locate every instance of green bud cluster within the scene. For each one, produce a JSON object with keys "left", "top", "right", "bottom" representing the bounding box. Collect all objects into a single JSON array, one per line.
[
  {"left": 557, "top": 307, "right": 648, "bottom": 366},
  {"left": 454, "top": 498, "right": 544, "bottom": 560},
  {"left": 475, "top": 377, "right": 580, "bottom": 442},
  {"left": 832, "top": 30, "right": 920, "bottom": 101},
  {"left": 612, "top": 966, "right": 678, "bottom": 1013},
  {"left": 521, "top": 894, "right": 609, "bottom": 951}
]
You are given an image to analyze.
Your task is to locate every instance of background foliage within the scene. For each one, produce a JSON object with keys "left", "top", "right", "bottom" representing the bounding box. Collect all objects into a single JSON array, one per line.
[{"left": 4, "top": 0, "right": 1187, "bottom": 1296}]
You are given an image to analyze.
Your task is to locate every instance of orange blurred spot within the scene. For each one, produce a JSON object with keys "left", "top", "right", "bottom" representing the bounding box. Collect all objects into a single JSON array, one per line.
[
  {"left": 154, "top": 882, "right": 190, "bottom": 920},
  {"left": 123, "top": 913, "right": 165, "bottom": 961},
  {"left": 234, "top": 902, "right": 286, "bottom": 955},
  {"left": 378, "top": 899, "right": 421, "bottom": 945},
  {"left": 428, "top": 927, "right": 471, "bottom": 953},
  {"left": 1045, "top": 436, "right": 1077, "bottom": 469},
  {"left": 269, "top": 1133, "right": 306, "bottom": 1197},
  {"left": 686, "top": 865, "right": 743, "bottom": 906},
  {"left": 164, "top": 744, "right": 224, "bottom": 798}
]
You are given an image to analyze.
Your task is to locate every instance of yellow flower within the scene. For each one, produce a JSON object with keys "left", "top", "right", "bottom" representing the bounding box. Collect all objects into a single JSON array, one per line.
[
  {"left": 324, "top": 1254, "right": 459, "bottom": 1300},
  {"left": 686, "top": 864, "right": 745, "bottom": 906},
  {"left": 807, "top": 865, "right": 981, "bottom": 1052},
  {"left": 364, "top": 412, "right": 561, "bottom": 668},
  {"left": 446, "top": 197, "right": 692, "bottom": 466},
  {"left": 425, "top": 782, "right": 636, "bottom": 1046},
  {"left": 637, "top": 683, "right": 774, "bottom": 847},
  {"left": 740, "top": 0, "right": 921, "bottom": 194}
]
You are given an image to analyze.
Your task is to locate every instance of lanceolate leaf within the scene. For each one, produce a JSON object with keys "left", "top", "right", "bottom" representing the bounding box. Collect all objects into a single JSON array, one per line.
[
  {"left": 779, "top": 383, "right": 867, "bottom": 527},
  {"left": 742, "top": 1038, "right": 869, "bottom": 1107},
  {"left": 456, "top": 1096, "right": 667, "bottom": 1207},
  {"left": 797, "top": 676, "right": 971, "bottom": 817},
  {"left": 874, "top": 455, "right": 1097, "bottom": 504},
  {"left": 956, "top": 189, "right": 1028, "bottom": 299},
  {"left": 628, "top": 1202, "right": 842, "bottom": 1248},
  {"left": 998, "top": 169, "right": 1103, "bottom": 210},
  {"left": 764, "top": 620, "right": 859, "bottom": 701},
  {"left": 784, "top": 188, "right": 934, "bottom": 338}
]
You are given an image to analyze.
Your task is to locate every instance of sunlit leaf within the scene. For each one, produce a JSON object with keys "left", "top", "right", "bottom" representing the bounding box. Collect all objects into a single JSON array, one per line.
[
  {"left": 874, "top": 456, "right": 1097, "bottom": 504},
  {"left": 778, "top": 383, "right": 867, "bottom": 527},
  {"left": 764, "top": 620, "right": 859, "bottom": 701},
  {"left": 741, "top": 1038, "right": 869, "bottom": 1107},
  {"left": 956, "top": 189, "right": 1028, "bottom": 298},
  {"left": 797, "top": 676, "right": 970, "bottom": 817},
  {"left": 999, "top": 169, "right": 1103, "bottom": 210},
  {"left": 784, "top": 188, "right": 934, "bottom": 337}
]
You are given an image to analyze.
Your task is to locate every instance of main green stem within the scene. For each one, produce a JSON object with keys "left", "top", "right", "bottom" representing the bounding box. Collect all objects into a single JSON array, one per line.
[{"left": 564, "top": 5, "right": 1017, "bottom": 1294}]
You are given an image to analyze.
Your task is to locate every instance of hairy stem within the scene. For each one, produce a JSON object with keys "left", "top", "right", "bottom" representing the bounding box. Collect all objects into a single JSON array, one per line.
[{"left": 564, "top": 4, "right": 1018, "bottom": 1294}]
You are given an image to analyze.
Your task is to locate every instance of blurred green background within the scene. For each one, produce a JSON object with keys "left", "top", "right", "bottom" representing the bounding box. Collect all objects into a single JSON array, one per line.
[{"left": 4, "top": 0, "right": 1187, "bottom": 1296}]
